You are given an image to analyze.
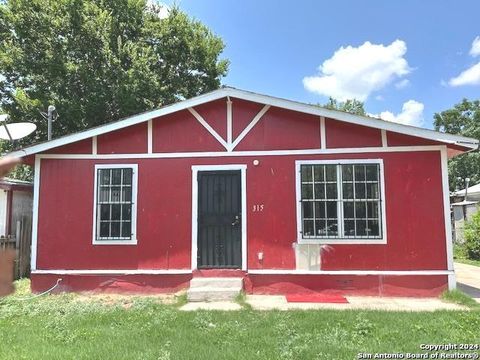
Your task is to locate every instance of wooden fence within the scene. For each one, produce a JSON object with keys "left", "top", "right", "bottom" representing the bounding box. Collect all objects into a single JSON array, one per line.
[{"left": 0, "top": 216, "right": 32, "bottom": 279}]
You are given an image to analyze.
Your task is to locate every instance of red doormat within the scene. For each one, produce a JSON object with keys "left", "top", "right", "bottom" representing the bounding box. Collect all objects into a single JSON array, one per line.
[{"left": 286, "top": 293, "right": 349, "bottom": 303}]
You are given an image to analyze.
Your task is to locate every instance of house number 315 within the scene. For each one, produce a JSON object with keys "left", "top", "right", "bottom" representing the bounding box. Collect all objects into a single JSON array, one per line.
[{"left": 252, "top": 204, "right": 264, "bottom": 212}]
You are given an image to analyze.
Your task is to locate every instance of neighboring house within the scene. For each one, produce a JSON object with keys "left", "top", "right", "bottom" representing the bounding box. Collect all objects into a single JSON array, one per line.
[
  {"left": 10, "top": 87, "right": 479, "bottom": 296},
  {"left": 451, "top": 183, "right": 480, "bottom": 242},
  {"left": 453, "top": 183, "right": 480, "bottom": 202},
  {"left": 0, "top": 178, "right": 33, "bottom": 238}
]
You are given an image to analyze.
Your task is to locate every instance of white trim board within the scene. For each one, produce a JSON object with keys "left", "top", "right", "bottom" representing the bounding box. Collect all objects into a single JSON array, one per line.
[
  {"left": 30, "top": 156, "right": 41, "bottom": 271},
  {"left": 247, "top": 269, "right": 453, "bottom": 276},
  {"left": 187, "top": 107, "right": 229, "bottom": 150},
  {"left": 32, "top": 269, "right": 192, "bottom": 275},
  {"left": 230, "top": 105, "right": 270, "bottom": 150},
  {"left": 92, "top": 136, "right": 98, "bottom": 155},
  {"left": 320, "top": 116, "right": 326, "bottom": 149},
  {"left": 92, "top": 164, "right": 138, "bottom": 245},
  {"left": 440, "top": 146, "right": 456, "bottom": 290},
  {"left": 226, "top": 97, "right": 233, "bottom": 145},
  {"left": 31, "top": 269, "right": 451, "bottom": 276},
  {"left": 8, "top": 87, "right": 478, "bottom": 158},
  {"left": 381, "top": 130, "right": 387, "bottom": 147},
  {"left": 147, "top": 120, "right": 153, "bottom": 154},
  {"left": 189, "top": 99, "right": 269, "bottom": 152},
  {"left": 191, "top": 164, "right": 247, "bottom": 271},
  {"left": 295, "top": 159, "right": 387, "bottom": 245},
  {"left": 35, "top": 145, "right": 447, "bottom": 160}
]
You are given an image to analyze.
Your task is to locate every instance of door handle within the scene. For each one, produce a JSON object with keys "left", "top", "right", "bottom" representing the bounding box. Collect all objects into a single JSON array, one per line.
[{"left": 231, "top": 215, "right": 240, "bottom": 226}]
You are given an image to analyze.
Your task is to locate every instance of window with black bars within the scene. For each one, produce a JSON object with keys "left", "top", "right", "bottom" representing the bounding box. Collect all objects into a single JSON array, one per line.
[
  {"left": 300, "top": 163, "right": 382, "bottom": 239},
  {"left": 96, "top": 168, "right": 133, "bottom": 240}
]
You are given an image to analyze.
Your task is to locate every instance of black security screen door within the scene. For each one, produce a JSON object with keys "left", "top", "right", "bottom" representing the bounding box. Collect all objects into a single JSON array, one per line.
[{"left": 197, "top": 170, "right": 242, "bottom": 268}]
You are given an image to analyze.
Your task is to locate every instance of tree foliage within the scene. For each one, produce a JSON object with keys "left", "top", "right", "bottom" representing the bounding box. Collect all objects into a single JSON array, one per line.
[
  {"left": 323, "top": 97, "right": 366, "bottom": 116},
  {"left": 434, "top": 99, "right": 480, "bottom": 190},
  {"left": 464, "top": 210, "right": 480, "bottom": 260},
  {"left": 0, "top": 0, "right": 229, "bottom": 148}
]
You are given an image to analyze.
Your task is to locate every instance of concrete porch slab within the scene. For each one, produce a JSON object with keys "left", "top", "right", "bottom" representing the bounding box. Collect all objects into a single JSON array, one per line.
[
  {"left": 179, "top": 301, "right": 242, "bottom": 311},
  {"left": 455, "top": 262, "right": 480, "bottom": 303},
  {"left": 246, "top": 295, "right": 466, "bottom": 311}
]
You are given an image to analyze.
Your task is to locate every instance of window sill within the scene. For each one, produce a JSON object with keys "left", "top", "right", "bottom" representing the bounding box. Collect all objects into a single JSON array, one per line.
[
  {"left": 297, "top": 238, "right": 386, "bottom": 245},
  {"left": 92, "top": 239, "right": 138, "bottom": 245}
]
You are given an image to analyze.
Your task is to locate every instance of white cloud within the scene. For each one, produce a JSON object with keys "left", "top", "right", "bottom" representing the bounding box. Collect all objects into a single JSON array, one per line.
[
  {"left": 470, "top": 36, "right": 480, "bottom": 57},
  {"left": 448, "top": 62, "right": 480, "bottom": 86},
  {"left": 447, "top": 36, "right": 480, "bottom": 87},
  {"left": 146, "top": 0, "right": 170, "bottom": 19},
  {"left": 303, "top": 40, "right": 410, "bottom": 101},
  {"left": 395, "top": 79, "right": 410, "bottom": 89},
  {"left": 369, "top": 100, "right": 424, "bottom": 127}
]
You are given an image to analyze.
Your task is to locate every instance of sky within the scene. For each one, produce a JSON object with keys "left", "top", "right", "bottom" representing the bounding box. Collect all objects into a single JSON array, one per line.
[{"left": 159, "top": 0, "right": 480, "bottom": 129}]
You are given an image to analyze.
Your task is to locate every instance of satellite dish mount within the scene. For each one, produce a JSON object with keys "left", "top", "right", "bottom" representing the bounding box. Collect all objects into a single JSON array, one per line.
[{"left": 40, "top": 105, "right": 58, "bottom": 141}]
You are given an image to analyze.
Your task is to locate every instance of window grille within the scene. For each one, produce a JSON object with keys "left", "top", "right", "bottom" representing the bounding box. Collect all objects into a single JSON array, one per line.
[
  {"left": 96, "top": 167, "right": 134, "bottom": 240},
  {"left": 300, "top": 162, "right": 382, "bottom": 240}
]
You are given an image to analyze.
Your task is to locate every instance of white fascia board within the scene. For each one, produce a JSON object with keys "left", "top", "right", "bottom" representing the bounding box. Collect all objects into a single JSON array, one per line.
[
  {"left": 8, "top": 88, "right": 232, "bottom": 157},
  {"left": 8, "top": 87, "right": 479, "bottom": 157},
  {"left": 224, "top": 88, "right": 479, "bottom": 150}
]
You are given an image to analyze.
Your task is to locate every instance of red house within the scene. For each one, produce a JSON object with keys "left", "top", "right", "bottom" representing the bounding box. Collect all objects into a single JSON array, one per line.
[{"left": 11, "top": 87, "right": 478, "bottom": 296}]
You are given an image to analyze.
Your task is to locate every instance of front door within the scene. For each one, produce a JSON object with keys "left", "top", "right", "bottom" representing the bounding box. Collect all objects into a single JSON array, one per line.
[{"left": 197, "top": 170, "right": 242, "bottom": 268}]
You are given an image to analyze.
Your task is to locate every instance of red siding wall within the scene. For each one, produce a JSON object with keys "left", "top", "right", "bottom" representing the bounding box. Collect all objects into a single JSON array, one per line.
[
  {"left": 36, "top": 151, "right": 447, "bottom": 272},
  {"left": 387, "top": 131, "right": 442, "bottom": 147},
  {"left": 46, "top": 138, "right": 93, "bottom": 154},
  {"left": 31, "top": 273, "right": 190, "bottom": 294},
  {"left": 326, "top": 119, "right": 382, "bottom": 148},
  {"left": 246, "top": 274, "right": 448, "bottom": 297},
  {"left": 194, "top": 99, "right": 228, "bottom": 141},
  {"left": 32, "top": 96, "right": 452, "bottom": 295},
  {"left": 153, "top": 110, "right": 225, "bottom": 152},
  {"left": 231, "top": 98, "right": 266, "bottom": 139},
  {"left": 234, "top": 106, "right": 321, "bottom": 151},
  {"left": 97, "top": 123, "right": 148, "bottom": 154}
]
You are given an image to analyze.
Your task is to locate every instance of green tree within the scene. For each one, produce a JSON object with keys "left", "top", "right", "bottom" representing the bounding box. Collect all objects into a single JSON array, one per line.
[
  {"left": 0, "top": 0, "right": 228, "bottom": 147},
  {"left": 464, "top": 210, "right": 480, "bottom": 260},
  {"left": 434, "top": 99, "right": 480, "bottom": 190},
  {"left": 323, "top": 97, "right": 366, "bottom": 116}
]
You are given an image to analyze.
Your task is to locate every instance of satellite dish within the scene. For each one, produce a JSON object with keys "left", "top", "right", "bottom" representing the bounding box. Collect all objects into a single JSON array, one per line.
[{"left": 0, "top": 122, "right": 37, "bottom": 140}]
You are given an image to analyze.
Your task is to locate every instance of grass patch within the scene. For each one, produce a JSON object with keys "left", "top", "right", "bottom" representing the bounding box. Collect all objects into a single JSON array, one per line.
[
  {"left": 441, "top": 289, "right": 480, "bottom": 309},
  {"left": 0, "top": 280, "right": 478, "bottom": 359},
  {"left": 454, "top": 243, "right": 480, "bottom": 266},
  {"left": 234, "top": 291, "right": 252, "bottom": 310},
  {"left": 174, "top": 292, "right": 188, "bottom": 307}
]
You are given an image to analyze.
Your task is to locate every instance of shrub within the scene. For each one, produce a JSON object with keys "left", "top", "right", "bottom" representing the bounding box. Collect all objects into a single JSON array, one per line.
[{"left": 464, "top": 209, "right": 480, "bottom": 260}]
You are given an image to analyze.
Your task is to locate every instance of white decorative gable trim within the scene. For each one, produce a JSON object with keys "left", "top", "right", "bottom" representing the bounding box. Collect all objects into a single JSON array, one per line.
[{"left": 9, "top": 87, "right": 479, "bottom": 157}]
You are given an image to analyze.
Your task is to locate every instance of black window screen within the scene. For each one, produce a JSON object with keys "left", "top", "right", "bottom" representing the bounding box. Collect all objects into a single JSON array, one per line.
[
  {"left": 300, "top": 163, "right": 382, "bottom": 239},
  {"left": 96, "top": 168, "right": 133, "bottom": 240}
]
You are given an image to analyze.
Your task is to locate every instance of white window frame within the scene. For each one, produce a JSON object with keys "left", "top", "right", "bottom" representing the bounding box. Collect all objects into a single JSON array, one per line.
[
  {"left": 191, "top": 164, "right": 247, "bottom": 271},
  {"left": 295, "top": 159, "right": 387, "bottom": 244},
  {"left": 92, "top": 164, "right": 138, "bottom": 245}
]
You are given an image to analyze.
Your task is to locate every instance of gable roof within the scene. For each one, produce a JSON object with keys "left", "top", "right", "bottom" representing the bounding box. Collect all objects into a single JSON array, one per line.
[
  {"left": 0, "top": 177, "right": 33, "bottom": 191},
  {"left": 8, "top": 86, "right": 479, "bottom": 157}
]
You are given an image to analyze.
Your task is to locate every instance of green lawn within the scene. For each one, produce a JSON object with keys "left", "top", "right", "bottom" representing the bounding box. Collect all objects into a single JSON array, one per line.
[
  {"left": 454, "top": 243, "right": 480, "bottom": 267},
  {"left": 0, "top": 280, "right": 478, "bottom": 360}
]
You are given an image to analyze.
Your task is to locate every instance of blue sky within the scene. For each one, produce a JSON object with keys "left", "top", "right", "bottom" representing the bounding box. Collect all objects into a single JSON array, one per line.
[{"left": 161, "top": 0, "right": 480, "bottom": 129}]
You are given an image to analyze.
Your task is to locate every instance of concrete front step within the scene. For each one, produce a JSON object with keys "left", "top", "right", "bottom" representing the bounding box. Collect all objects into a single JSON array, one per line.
[
  {"left": 187, "top": 287, "right": 242, "bottom": 302},
  {"left": 190, "top": 277, "right": 243, "bottom": 289},
  {"left": 187, "top": 277, "right": 244, "bottom": 302}
]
